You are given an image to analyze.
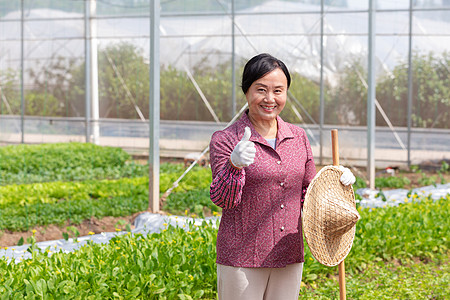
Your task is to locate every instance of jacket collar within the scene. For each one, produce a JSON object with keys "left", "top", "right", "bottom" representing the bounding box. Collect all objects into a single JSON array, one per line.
[{"left": 239, "top": 110, "right": 294, "bottom": 145}]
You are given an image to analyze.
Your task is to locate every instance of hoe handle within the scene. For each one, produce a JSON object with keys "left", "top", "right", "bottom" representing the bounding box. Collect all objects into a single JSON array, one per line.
[{"left": 331, "top": 129, "right": 346, "bottom": 300}]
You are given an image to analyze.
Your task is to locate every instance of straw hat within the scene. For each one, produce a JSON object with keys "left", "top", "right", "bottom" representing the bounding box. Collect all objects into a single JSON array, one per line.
[{"left": 303, "top": 166, "right": 360, "bottom": 267}]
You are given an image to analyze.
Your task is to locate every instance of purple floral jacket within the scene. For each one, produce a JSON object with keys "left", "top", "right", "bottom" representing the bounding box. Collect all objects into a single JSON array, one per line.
[{"left": 209, "top": 111, "right": 316, "bottom": 268}]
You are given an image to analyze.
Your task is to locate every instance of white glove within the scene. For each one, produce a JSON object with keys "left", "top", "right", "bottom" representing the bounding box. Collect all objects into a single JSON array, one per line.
[
  {"left": 230, "top": 127, "right": 256, "bottom": 169},
  {"left": 339, "top": 166, "right": 356, "bottom": 186}
]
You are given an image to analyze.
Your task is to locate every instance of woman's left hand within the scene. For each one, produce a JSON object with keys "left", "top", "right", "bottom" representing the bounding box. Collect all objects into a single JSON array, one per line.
[{"left": 339, "top": 166, "right": 356, "bottom": 186}]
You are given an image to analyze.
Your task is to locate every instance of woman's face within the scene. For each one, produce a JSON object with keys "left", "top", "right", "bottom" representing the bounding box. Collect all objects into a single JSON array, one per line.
[{"left": 245, "top": 68, "right": 288, "bottom": 125}]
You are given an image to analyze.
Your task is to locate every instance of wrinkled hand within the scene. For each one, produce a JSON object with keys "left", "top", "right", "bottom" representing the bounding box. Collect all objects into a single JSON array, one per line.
[
  {"left": 339, "top": 166, "right": 356, "bottom": 186},
  {"left": 230, "top": 127, "right": 256, "bottom": 169}
]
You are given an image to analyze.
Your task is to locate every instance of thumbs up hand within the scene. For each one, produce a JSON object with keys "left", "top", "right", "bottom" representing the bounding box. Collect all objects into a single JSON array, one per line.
[{"left": 230, "top": 127, "right": 256, "bottom": 169}]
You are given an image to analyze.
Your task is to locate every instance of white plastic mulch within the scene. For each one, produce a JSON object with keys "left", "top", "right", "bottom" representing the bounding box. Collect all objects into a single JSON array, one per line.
[
  {"left": 0, "top": 214, "right": 218, "bottom": 264},
  {"left": 356, "top": 183, "right": 450, "bottom": 208},
  {"left": 1, "top": 184, "right": 448, "bottom": 263}
]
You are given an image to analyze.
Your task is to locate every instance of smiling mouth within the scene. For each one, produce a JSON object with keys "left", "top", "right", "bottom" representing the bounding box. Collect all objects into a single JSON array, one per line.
[{"left": 261, "top": 105, "right": 276, "bottom": 111}]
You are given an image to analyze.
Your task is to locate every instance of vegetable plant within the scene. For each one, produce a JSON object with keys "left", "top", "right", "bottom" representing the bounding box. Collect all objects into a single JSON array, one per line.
[{"left": 1, "top": 195, "right": 448, "bottom": 299}]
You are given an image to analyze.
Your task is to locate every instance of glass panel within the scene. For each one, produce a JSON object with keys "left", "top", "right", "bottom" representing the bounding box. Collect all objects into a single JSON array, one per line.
[
  {"left": 377, "top": 0, "right": 409, "bottom": 10},
  {"left": 0, "top": 1, "right": 21, "bottom": 19},
  {"left": 413, "top": 9, "right": 450, "bottom": 33},
  {"left": 414, "top": 0, "right": 450, "bottom": 9},
  {"left": 322, "top": 12, "right": 368, "bottom": 126},
  {"left": 96, "top": 0, "right": 150, "bottom": 16},
  {"left": 23, "top": 0, "right": 84, "bottom": 16},
  {"left": 326, "top": 0, "right": 368, "bottom": 11},
  {"left": 410, "top": 10, "right": 450, "bottom": 129}
]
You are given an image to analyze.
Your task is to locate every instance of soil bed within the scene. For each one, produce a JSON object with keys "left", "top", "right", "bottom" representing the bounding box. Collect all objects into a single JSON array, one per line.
[
  {"left": 0, "top": 214, "right": 142, "bottom": 247},
  {"left": 1, "top": 166, "right": 448, "bottom": 248}
]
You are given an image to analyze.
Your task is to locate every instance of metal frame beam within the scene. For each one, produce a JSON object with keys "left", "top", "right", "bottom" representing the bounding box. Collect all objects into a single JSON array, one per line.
[
  {"left": 367, "top": 0, "right": 376, "bottom": 188},
  {"left": 149, "top": 0, "right": 160, "bottom": 213}
]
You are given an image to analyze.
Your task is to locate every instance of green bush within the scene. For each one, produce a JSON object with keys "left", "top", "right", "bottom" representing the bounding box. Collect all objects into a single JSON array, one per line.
[
  {"left": 0, "top": 143, "right": 147, "bottom": 185},
  {"left": 163, "top": 188, "right": 221, "bottom": 217},
  {"left": 377, "top": 51, "right": 450, "bottom": 128},
  {"left": 353, "top": 176, "right": 367, "bottom": 190},
  {"left": 0, "top": 177, "right": 149, "bottom": 231},
  {"left": 0, "top": 222, "right": 218, "bottom": 299},
  {"left": 3, "top": 41, "right": 449, "bottom": 129},
  {"left": 375, "top": 176, "right": 411, "bottom": 189},
  {"left": 0, "top": 161, "right": 214, "bottom": 231},
  {"left": 2, "top": 42, "right": 323, "bottom": 125}
]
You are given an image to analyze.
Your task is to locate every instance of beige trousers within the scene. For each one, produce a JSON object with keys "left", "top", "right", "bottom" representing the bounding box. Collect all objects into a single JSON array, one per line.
[{"left": 217, "top": 263, "right": 303, "bottom": 300}]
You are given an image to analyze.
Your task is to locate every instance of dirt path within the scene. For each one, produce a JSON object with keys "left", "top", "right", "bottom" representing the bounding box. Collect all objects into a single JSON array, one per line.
[{"left": 0, "top": 213, "right": 143, "bottom": 247}]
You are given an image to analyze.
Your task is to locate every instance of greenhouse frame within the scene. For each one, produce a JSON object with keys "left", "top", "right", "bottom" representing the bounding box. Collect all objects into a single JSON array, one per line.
[{"left": 1, "top": 0, "right": 449, "bottom": 194}]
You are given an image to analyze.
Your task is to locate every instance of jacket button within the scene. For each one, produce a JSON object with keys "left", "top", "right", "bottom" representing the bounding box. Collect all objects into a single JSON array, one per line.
[
  {"left": 280, "top": 226, "right": 285, "bottom": 231},
  {"left": 280, "top": 204, "right": 285, "bottom": 209},
  {"left": 280, "top": 182, "right": 284, "bottom": 186},
  {"left": 277, "top": 161, "right": 281, "bottom": 165}
]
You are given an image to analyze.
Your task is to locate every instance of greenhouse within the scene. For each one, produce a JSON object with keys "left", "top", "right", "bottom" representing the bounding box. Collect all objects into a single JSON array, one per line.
[
  {"left": 1, "top": 0, "right": 449, "bottom": 163},
  {"left": 0, "top": 0, "right": 449, "bottom": 299}
]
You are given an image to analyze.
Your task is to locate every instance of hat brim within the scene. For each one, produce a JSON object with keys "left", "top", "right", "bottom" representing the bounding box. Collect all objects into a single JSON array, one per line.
[{"left": 303, "top": 166, "right": 358, "bottom": 267}]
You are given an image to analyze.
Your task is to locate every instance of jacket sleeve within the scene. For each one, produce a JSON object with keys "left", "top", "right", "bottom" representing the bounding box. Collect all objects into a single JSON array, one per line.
[
  {"left": 209, "top": 130, "right": 246, "bottom": 209},
  {"left": 300, "top": 129, "right": 316, "bottom": 209}
]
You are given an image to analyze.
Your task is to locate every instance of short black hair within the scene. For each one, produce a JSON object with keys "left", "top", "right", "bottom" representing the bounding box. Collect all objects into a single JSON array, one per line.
[{"left": 241, "top": 53, "right": 291, "bottom": 94}]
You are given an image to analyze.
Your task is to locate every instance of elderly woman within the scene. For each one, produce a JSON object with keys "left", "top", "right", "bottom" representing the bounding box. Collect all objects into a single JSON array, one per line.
[{"left": 209, "top": 53, "right": 355, "bottom": 299}]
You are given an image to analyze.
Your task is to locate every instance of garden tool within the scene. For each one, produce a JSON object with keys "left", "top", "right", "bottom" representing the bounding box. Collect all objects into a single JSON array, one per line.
[{"left": 303, "top": 129, "right": 360, "bottom": 300}]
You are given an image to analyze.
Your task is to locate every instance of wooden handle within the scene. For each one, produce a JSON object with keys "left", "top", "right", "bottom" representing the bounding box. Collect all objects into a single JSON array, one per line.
[
  {"left": 338, "top": 260, "right": 346, "bottom": 300},
  {"left": 331, "top": 129, "right": 339, "bottom": 166},
  {"left": 332, "top": 129, "right": 346, "bottom": 300}
]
